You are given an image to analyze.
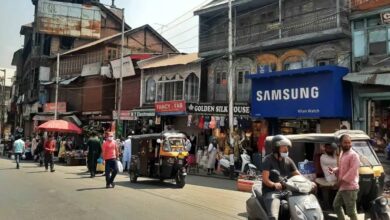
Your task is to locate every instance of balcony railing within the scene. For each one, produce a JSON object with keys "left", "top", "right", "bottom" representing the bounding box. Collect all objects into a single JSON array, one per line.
[{"left": 199, "top": 8, "right": 349, "bottom": 54}]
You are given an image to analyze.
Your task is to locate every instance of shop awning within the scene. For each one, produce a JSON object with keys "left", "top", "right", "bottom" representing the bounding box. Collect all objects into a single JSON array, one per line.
[
  {"left": 343, "top": 67, "right": 390, "bottom": 86},
  {"left": 40, "top": 81, "right": 55, "bottom": 86},
  {"left": 60, "top": 76, "right": 80, "bottom": 85}
]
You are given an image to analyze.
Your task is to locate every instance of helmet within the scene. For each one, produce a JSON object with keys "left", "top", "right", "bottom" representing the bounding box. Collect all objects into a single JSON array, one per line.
[{"left": 271, "top": 135, "right": 292, "bottom": 154}]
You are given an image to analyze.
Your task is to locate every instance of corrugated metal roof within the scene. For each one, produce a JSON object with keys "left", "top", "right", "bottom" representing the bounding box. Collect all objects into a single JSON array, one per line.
[
  {"left": 138, "top": 53, "right": 202, "bottom": 69},
  {"left": 343, "top": 67, "right": 390, "bottom": 86}
]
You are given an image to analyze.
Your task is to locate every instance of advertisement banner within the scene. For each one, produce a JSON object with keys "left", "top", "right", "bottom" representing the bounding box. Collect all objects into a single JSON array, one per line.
[
  {"left": 155, "top": 100, "right": 186, "bottom": 116},
  {"left": 44, "top": 102, "right": 67, "bottom": 113},
  {"left": 249, "top": 66, "right": 351, "bottom": 118},
  {"left": 186, "top": 103, "right": 250, "bottom": 116}
]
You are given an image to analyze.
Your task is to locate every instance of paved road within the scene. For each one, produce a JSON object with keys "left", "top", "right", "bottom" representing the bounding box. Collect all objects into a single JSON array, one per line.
[{"left": 0, "top": 158, "right": 248, "bottom": 220}]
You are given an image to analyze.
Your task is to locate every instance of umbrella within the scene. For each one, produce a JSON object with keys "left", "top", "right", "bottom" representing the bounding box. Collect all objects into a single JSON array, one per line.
[{"left": 38, "top": 120, "right": 82, "bottom": 134}]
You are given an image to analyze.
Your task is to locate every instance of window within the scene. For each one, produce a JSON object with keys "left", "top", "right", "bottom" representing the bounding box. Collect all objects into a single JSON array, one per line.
[
  {"left": 258, "top": 63, "right": 277, "bottom": 73},
  {"left": 107, "top": 48, "right": 118, "bottom": 60},
  {"left": 156, "top": 76, "right": 184, "bottom": 102},
  {"left": 185, "top": 73, "right": 199, "bottom": 102},
  {"left": 60, "top": 37, "right": 74, "bottom": 50},
  {"left": 354, "top": 20, "right": 364, "bottom": 30},
  {"left": 369, "top": 29, "right": 387, "bottom": 55},
  {"left": 284, "top": 61, "right": 303, "bottom": 70},
  {"left": 236, "top": 70, "right": 251, "bottom": 102},
  {"left": 316, "top": 59, "right": 335, "bottom": 66},
  {"left": 145, "top": 78, "right": 156, "bottom": 103},
  {"left": 368, "top": 16, "right": 381, "bottom": 27},
  {"left": 353, "top": 30, "right": 366, "bottom": 58},
  {"left": 215, "top": 71, "right": 227, "bottom": 101}
]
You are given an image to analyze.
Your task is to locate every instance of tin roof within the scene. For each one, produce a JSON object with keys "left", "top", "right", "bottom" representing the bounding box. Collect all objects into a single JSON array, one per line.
[{"left": 137, "top": 53, "right": 202, "bottom": 69}]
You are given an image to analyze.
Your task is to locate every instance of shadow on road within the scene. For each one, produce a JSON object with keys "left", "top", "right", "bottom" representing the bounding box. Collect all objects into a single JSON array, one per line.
[
  {"left": 115, "top": 179, "right": 178, "bottom": 190},
  {"left": 76, "top": 187, "right": 108, "bottom": 191},
  {"left": 0, "top": 167, "right": 16, "bottom": 170},
  {"left": 64, "top": 176, "right": 91, "bottom": 180},
  {"left": 237, "top": 212, "right": 248, "bottom": 218},
  {"left": 26, "top": 171, "right": 47, "bottom": 173}
]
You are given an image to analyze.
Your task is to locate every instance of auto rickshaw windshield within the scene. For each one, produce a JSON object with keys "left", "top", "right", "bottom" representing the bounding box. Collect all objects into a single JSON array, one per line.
[
  {"left": 163, "top": 138, "right": 185, "bottom": 152},
  {"left": 352, "top": 140, "right": 380, "bottom": 166}
]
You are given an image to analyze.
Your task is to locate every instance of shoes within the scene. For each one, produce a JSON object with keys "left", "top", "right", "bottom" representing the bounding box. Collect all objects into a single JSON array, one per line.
[
  {"left": 50, "top": 170, "right": 55, "bottom": 172},
  {"left": 106, "top": 184, "right": 110, "bottom": 188},
  {"left": 110, "top": 183, "right": 115, "bottom": 188}
]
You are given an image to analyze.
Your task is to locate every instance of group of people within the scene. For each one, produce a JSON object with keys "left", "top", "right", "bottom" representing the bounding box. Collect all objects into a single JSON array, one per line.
[
  {"left": 13, "top": 134, "right": 56, "bottom": 172},
  {"left": 86, "top": 131, "right": 132, "bottom": 189},
  {"left": 261, "top": 134, "right": 360, "bottom": 220}
]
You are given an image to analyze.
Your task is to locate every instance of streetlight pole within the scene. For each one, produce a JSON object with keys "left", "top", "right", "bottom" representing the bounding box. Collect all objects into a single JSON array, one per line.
[
  {"left": 116, "top": 7, "right": 125, "bottom": 137},
  {"left": 54, "top": 53, "right": 60, "bottom": 120},
  {"left": 0, "top": 69, "right": 6, "bottom": 139},
  {"left": 228, "top": 0, "right": 234, "bottom": 145}
]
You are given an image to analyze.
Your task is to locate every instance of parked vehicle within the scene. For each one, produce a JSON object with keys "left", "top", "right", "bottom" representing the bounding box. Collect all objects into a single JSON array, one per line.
[
  {"left": 246, "top": 170, "right": 323, "bottom": 220},
  {"left": 129, "top": 131, "right": 189, "bottom": 188},
  {"left": 219, "top": 146, "right": 257, "bottom": 179},
  {"left": 264, "top": 130, "right": 387, "bottom": 218}
]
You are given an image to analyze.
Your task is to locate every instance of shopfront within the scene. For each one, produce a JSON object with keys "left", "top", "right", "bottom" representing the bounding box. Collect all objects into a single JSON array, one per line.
[{"left": 248, "top": 66, "right": 352, "bottom": 135}]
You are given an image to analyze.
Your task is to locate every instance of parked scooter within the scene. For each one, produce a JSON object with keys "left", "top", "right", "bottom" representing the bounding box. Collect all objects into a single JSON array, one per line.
[
  {"left": 219, "top": 147, "right": 257, "bottom": 179},
  {"left": 370, "top": 196, "right": 390, "bottom": 220},
  {"left": 246, "top": 170, "right": 323, "bottom": 220}
]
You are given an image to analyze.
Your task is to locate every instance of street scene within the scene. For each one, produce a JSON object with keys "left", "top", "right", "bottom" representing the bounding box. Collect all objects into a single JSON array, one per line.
[{"left": 1, "top": 0, "right": 390, "bottom": 219}]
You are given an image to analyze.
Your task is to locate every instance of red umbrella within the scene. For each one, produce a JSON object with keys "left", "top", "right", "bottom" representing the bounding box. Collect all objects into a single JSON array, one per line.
[{"left": 38, "top": 120, "right": 82, "bottom": 134}]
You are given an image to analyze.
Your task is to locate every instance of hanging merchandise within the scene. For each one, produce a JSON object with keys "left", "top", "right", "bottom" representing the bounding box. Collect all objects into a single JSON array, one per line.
[
  {"left": 198, "top": 116, "right": 205, "bottom": 129},
  {"left": 193, "top": 115, "right": 199, "bottom": 127},
  {"left": 204, "top": 115, "right": 211, "bottom": 129},
  {"left": 234, "top": 117, "right": 238, "bottom": 126},
  {"left": 155, "top": 116, "right": 161, "bottom": 125},
  {"left": 209, "top": 116, "right": 216, "bottom": 129},
  {"left": 216, "top": 116, "right": 221, "bottom": 128},
  {"left": 220, "top": 116, "right": 225, "bottom": 127},
  {"left": 187, "top": 115, "right": 193, "bottom": 127}
]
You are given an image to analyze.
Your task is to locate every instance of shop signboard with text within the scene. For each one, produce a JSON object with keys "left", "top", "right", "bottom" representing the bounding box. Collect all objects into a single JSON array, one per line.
[
  {"left": 112, "top": 110, "right": 137, "bottom": 121},
  {"left": 155, "top": 100, "right": 186, "bottom": 116},
  {"left": 44, "top": 102, "right": 67, "bottom": 113},
  {"left": 248, "top": 66, "right": 351, "bottom": 118},
  {"left": 186, "top": 103, "right": 250, "bottom": 116}
]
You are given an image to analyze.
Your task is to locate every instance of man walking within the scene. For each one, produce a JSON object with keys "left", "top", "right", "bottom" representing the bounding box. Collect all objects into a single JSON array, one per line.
[
  {"left": 330, "top": 134, "right": 360, "bottom": 220},
  {"left": 87, "top": 131, "right": 102, "bottom": 178},
  {"left": 13, "top": 135, "right": 25, "bottom": 169},
  {"left": 122, "top": 135, "right": 132, "bottom": 172},
  {"left": 102, "top": 132, "right": 119, "bottom": 188},
  {"left": 44, "top": 135, "right": 56, "bottom": 172}
]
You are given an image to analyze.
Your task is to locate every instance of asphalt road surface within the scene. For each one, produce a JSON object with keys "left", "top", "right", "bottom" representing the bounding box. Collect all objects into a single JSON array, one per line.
[{"left": 0, "top": 158, "right": 248, "bottom": 220}]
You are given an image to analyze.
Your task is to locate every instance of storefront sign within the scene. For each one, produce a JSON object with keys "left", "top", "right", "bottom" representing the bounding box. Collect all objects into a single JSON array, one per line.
[
  {"left": 131, "top": 109, "right": 155, "bottom": 117},
  {"left": 112, "top": 110, "right": 137, "bottom": 121},
  {"left": 381, "top": 12, "right": 390, "bottom": 24},
  {"left": 187, "top": 103, "right": 250, "bottom": 115},
  {"left": 155, "top": 100, "right": 186, "bottom": 116},
  {"left": 248, "top": 66, "right": 351, "bottom": 118},
  {"left": 44, "top": 102, "right": 66, "bottom": 113}
]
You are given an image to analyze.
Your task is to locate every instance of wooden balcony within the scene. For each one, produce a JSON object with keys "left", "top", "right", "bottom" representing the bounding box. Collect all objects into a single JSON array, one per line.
[{"left": 199, "top": 8, "right": 350, "bottom": 56}]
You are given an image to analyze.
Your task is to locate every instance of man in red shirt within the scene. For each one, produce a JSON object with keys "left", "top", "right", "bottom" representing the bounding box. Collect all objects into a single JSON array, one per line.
[
  {"left": 44, "top": 134, "right": 56, "bottom": 172},
  {"left": 102, "top": 133, "right": 119, "bottom": 188}
]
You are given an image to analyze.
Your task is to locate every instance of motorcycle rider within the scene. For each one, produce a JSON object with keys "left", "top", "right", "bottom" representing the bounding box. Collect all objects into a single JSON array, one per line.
[{"left": 262, "top": 135, "right": 300, "bottom": 220}]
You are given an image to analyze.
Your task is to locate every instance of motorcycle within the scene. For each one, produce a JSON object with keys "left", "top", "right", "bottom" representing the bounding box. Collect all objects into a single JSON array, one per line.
[
  {"left": 246, "top": 170, "right": 323, "bottom": 220},
  {"left": 219, "top": 147, "right": 257, "bottom": 179}
]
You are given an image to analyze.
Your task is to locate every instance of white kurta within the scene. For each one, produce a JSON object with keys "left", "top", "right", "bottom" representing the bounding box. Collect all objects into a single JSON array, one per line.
[
  {"left": 122, "top": 138, "right": 132, "bottom": 167},
  {"left": 207, "top": 143, "right": 217, "bottom": 169}
]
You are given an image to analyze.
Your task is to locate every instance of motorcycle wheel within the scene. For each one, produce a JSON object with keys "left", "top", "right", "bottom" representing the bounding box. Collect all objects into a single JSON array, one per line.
[
  {"left": 129, "top": 171, "right": 137, "bottom": 183},
  {"left": 175, "top": 174, "right": 186, "bottom": 188}
]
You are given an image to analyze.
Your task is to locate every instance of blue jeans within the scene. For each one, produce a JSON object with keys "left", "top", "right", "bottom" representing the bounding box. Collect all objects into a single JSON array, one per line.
[
  {"left": 105, "top": 159, "right": 118, "bottom": 185},
  {"left": 15, "top": 153, "right": 22, "bottom": 168}
]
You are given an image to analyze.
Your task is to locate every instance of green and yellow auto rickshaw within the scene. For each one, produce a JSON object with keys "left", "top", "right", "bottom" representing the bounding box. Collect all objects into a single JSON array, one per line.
[{"left": 129, "top": 131, "right": 189, "bottom": 188}]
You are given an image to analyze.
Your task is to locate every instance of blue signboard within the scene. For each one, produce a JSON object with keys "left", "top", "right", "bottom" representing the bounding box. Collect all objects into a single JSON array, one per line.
[{"left": 247, "top": 66, "right": 351, "bottom": 118}]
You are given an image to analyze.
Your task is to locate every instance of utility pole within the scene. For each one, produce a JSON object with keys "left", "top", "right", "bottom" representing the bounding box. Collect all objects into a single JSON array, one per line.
[
  {"left": 228, "top": 0, "right": 234, "bottom": 145},
  {"left": 0, "top": 69, "right": 6, "bottom": 139},
  {"left": 54, "top": 53, "right": 60, "bottom": 120},
  {"left": 116, "top": 7, "right": 125, "bottom": 138}
]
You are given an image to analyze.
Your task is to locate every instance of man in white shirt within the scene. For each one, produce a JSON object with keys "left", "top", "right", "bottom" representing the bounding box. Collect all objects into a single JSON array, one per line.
[
  {"left": 320, "top": 143, "right": 338, "bottom": 185},
  {"left": 122, "top": 135, "right": 132, "bottom": 172}
]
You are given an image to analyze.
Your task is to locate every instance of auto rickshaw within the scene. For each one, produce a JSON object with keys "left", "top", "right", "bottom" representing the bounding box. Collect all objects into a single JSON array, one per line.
[
  {"left": 265, "top": 130, "right": 386, "bottom": 216},
  {"left": 129, "top": 131, "right": 189, "bottom": 188}
]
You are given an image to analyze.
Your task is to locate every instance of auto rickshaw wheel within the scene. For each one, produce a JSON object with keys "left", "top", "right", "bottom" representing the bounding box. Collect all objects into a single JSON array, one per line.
[
  {"left": 175, "top": 174, "right": 186, "bottom": 188},
  {"left": 129, "top": 171, "right": 137, "bottom": 183}
]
